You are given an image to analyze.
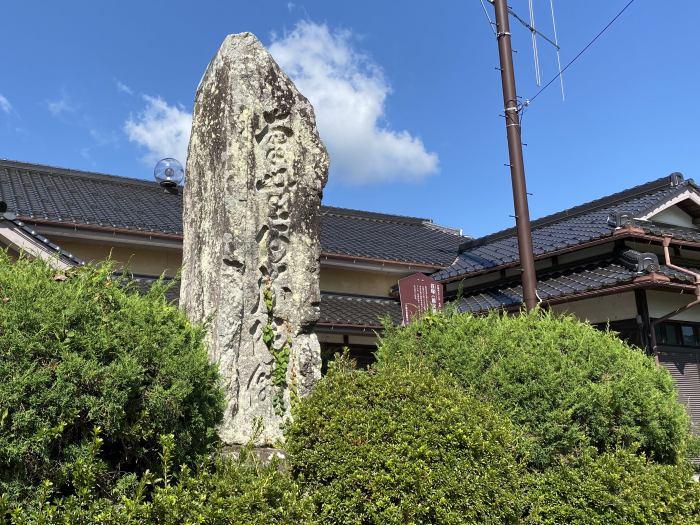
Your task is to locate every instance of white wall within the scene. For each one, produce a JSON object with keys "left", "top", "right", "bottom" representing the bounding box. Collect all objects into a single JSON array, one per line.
[
  {"left": 550, "top": 292, "right": 638, "bottom": 324},
  {"left": 647, "top": 290, "right": 700, "bottom": 322},
  {"left": 649, "top": 206, "right": 695, "bottom": 228}
]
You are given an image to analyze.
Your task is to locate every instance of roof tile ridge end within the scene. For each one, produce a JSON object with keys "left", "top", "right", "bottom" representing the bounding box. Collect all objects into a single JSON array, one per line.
[{"left": 420, "top": 220, "right": 466, "bottom": 237}]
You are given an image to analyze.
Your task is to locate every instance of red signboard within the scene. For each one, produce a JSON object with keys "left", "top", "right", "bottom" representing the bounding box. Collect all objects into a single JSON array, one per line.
[{"left": 398, "top": 273, "right": 444, "bottom": 325}]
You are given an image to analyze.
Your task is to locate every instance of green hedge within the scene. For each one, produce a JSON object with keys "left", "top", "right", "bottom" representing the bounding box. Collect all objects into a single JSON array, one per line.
[
  {"left": 285, "top": 357, "right": 524, "bottom": 524},
  {"left": 3, "top": 256, "right": 698, "bottom": 523},
  {"left": 377, "top": 310, "right": 691, "bottom": 468},
  {"left": 1, "top": 433, "right": 313, "bottom": 524},
  {"left": 523, "top": 449, "right": 700, "bottom": 524},
  {"left": 0, "top": 253, "right": 224, "bottom": 501}
]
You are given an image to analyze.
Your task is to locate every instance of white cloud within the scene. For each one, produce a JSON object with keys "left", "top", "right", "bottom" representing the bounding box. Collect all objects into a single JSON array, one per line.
[
  {"left": 116, "top": 80, "right": 134, "bottom": 95},
  {"left": 120, "top": 21, "right": 436, "bottom": 183},
  {"left": 0, "top": 94, "right": 11, "bottom": 114},
  {"left": 79, "top": 146, "right": 94, "bottom": 164},
  {"left": 124, "top": 95, "right": 191, "bottom": 165},
  {"left": 269, "top": 21, "right": 438, "bottom": 184},
  {"left": 47, "top": 91, "right": 73, "bottom": 116},
  {"left": 89, "top": 128, "right": 118, "bottom": 146}
]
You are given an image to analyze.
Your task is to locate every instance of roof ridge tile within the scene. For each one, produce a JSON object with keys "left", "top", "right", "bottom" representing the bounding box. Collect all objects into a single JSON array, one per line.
[{"left": 1, "top": 158, "right": 161, "bottom": 189}]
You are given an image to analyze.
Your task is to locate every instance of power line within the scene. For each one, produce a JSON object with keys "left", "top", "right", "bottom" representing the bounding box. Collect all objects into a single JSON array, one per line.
[{"left": 526, "top": 0, "right": 638, "bottom": 105}]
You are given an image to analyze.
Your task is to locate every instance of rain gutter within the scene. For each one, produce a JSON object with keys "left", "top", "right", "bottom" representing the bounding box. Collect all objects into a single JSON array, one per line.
[{"left": 649, "top": 236, "right": 700, "bottom": 361}]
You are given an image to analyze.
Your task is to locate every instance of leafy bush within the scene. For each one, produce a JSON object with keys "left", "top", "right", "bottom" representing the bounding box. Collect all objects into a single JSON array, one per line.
[
  {"left": 285, "top": 356, "right": 524, "bottom": 525},
  {"left": 377, "top": 310, "right": 690, "bottom": 468},
  {"left": 523, "top": 449, "right": 700, "bottom": 524},
  {"left": 1, "top": 432, "right": 313, "bottom": 524},
  {"left": 0, "top": 253, "right": 224, "bottom": 501}
]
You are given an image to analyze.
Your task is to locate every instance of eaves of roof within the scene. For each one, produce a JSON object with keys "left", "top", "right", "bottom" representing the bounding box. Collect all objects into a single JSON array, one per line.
[
  {"left": 436, "top": 226, "right": 700, "bottom": 285},
  {"left": 317, "top": 292, "right": 402, "bottom": 328},
  {"left": 0, "top": 215, "right": 85, "bottom": 266},
  {"left": 457, "top": 254, "right": 697, "bottom": 315},
  {"left": 21, "top": 217, "right": 185, "bottom": 240}
]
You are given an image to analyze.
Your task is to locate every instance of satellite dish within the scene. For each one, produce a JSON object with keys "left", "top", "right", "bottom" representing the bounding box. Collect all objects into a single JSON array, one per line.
[{"left": 154, "top": 158, "right": 184, "bottom": 188}]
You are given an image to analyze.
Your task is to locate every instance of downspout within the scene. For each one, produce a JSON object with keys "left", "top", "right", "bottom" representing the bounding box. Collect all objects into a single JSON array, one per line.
[{"left": 649, "top": 236, "right": 700, "bottom": 362}]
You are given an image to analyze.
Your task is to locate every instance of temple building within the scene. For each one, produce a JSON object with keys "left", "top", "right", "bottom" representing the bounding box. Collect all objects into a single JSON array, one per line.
[{"left": 1, "top": 158, "right": 700, "bottom": 430}]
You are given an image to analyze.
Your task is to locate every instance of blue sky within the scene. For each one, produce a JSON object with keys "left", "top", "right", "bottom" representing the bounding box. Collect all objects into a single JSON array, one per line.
[{"left": 1, "top": 1, "right": 699, "bottom": 237}]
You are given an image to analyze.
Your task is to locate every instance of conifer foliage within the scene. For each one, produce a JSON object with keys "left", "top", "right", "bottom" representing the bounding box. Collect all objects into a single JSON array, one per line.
[
  {"left": 0, "top": 253, "right": 224, "bottom": 501},
  {"left": 2, "top": 253, "right": 700, "bottom": 524},
  {"left": 377, "top": 309, "right": 691, "bottom": 468}
]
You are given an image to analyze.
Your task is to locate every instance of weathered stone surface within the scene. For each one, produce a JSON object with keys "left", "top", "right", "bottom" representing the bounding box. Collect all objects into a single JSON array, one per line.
[{"left": 180, "top": 33, "right": 328, "bottom": 445}]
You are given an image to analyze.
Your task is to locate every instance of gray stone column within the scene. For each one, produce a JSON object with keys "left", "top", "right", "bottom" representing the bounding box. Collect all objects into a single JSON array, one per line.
[{"left": 180, "top": 33, "right": 329, "bottom": 445}]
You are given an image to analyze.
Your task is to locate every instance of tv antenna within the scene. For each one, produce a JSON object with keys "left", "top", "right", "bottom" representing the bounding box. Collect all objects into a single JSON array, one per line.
[
  {"left": 479, "top": 0, "right": 638, "bottom": 310},
  {"left": 481, "top": 0, "right": 564, "bottom": 311},
  {"left": 485, "top": 0, "right": 565, "bottom": 100}
]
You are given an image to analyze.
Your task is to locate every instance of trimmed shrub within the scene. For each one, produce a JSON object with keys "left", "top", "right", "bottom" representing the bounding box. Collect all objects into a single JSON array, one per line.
[
  {"left": 285, "top": 357, "right": 524, "bottom": 525},
  {"left": 1, "top": 433, "right": 313, "bottom": 524},
  {"left": 0, "top": 253, "right": 224, "bottom": 501},
  {"left": 377, "top": 310, "right": 690, "bottom": 468},
  {"left": 523, "top": 449, "right": 700, "bottom": 524}
]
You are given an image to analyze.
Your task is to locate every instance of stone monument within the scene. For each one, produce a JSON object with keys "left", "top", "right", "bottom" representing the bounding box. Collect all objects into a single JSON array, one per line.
[{"left": 180, "top": 33, "right": 329, "bottom": 445}]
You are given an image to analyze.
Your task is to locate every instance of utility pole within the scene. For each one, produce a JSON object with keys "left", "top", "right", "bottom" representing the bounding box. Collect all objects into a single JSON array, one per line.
[{"left": 493, "top": 0, "right": 538, "bottom": 311}]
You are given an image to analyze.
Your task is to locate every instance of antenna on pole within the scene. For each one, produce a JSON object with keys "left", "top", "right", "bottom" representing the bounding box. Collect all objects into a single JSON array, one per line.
[
  {"left": 549, "top": 0, "right": 565, "bottom": 100},
  {"left": 491, "top": 0, "right": 539, "bottom": 311},
  {"left": 528, "top": 0, "right": 542, "bottom": 86},
  {"left": 481, "top": 0, "right": 570, "bottom": 309},
  {"left": 487, "top": 0, "right": 564, "bottom": 100}
]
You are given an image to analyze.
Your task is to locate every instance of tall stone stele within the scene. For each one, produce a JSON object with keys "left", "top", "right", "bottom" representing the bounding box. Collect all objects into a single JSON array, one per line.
[{"left": 180, "top": 33, "right": 329, "bottom": 445}]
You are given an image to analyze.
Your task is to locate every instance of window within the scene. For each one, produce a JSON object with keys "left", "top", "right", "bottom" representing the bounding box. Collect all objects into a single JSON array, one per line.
[
  {"left": 656, "top": 323, "right": 680, "bottom": 346},
  {"left": 682, "top": 325, "right": 699, "bottom": 346},
  {"left": 655, "top": 322, "right": 700, "bottom": 348}
]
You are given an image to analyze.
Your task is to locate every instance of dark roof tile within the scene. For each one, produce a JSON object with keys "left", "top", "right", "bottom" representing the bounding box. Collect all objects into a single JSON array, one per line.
[
  {"left": 318, "top": 293, "right": 402, "bottom": 327},
  {"left": 0, "top": 159, "right": 464, "bottom": 267},
  {"left": 124, "top": 277, "right": 401, "bottom": 329},
  {"left": 1, "top": 215, "right": 85, "bottom": 266},
  {"left": 458, "top": 257, "right": 695, "bottom": 314},
  {"left": 435, "top": 174, "right": 697, "bottom": 281}
]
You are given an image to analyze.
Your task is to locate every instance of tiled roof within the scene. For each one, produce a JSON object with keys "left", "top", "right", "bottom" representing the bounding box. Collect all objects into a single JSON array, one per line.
[
  {"left": 0, "top": 160, "right": 183, "bottom": 235},
  {"left": 458, "top": 256, "right": 696, "bottom": 314},
  {"left": 634, "top": 220, "right": 700, "bottom": 243},
  {"left": 320, "top": 208, "right": 463, "bottom": 266},
  {"left": 318, "top": 292, "right": 402, "bottom": 327},
  {"left": 0, "top": 159, "right": 464, "bottom": 267},
  {"left": 435, "top": 173, "right": 698, "bottom": 281},
  {"left": 124, "top": 277, "right": 400, "bottom": 329}
]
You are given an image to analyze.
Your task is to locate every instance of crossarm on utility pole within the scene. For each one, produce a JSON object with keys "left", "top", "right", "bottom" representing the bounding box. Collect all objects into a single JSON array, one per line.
[{"left": 487, "top": 0, "right": 561, "bottom": 50}]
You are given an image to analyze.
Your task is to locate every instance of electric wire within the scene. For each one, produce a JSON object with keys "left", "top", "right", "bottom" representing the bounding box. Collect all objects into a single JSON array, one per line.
[{"left": 526, "top": 0, "right": 637, "bottom": 105}]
